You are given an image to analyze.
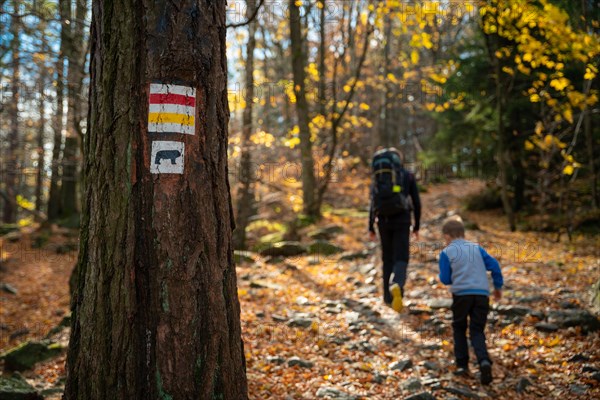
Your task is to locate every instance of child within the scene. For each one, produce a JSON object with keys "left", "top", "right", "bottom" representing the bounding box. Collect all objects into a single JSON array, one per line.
[{"left": 438, "top": 219, "right": 503, "bottom": 384}]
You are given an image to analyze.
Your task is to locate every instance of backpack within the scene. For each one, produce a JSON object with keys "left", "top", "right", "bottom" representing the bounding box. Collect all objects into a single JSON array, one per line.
[{"left": 371, "top": 149, "right": 411, "bottom": 217}]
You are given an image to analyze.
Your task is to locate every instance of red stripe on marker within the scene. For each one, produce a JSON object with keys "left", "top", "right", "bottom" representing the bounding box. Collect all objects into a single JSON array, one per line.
[{"left": 149, "top": 93, "right": 195, "bottom": 107}]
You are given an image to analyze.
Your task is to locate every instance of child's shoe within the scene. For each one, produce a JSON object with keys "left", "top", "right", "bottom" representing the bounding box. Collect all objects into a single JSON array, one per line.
[
  {"left": 480, "top": 360, "right": 492, "bottom": 385},
  {"left": 390, "top": 283, "right": 403, "bottom": 312}
]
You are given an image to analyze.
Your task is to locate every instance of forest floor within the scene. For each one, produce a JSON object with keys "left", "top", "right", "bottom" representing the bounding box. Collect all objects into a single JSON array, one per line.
[{"left": 1, "top": 179, "right": 599, "bottom": 399}]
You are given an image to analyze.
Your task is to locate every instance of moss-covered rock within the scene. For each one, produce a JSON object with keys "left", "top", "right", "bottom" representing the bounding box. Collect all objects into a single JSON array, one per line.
[
  {"left": 0, "top": 224, "right": 19, "bottom": 237},
  {"left": 0, "top": 340, "right": 65, "bottom": 371},
  {"left": 307, "top": 224, "right": 344, "bottom": 240},
  {"left": 234, "top": 250, "right": 257, "bottom": 264},
  {"left": 307, "top": 241, "right": 344, "bottom": 256},
  {"left": 259, "top": 241, "right": 307, "bottom": 257},
  {"left": 0, "top": 374, "right": 43, "bottom": 400}
]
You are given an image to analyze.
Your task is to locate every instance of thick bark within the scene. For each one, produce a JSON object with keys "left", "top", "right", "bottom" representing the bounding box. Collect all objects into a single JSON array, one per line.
[
  {"left": 64, "top": 0, "right": 248, "bottom": 398},
  {"left": 3, "top": 1, "right": 20, "bottom": 224},
  {"left": 233, "top": 0, "right": 257, "bottom": 250},
  {"left": 289, "top": 0, "right": 317, "bottom": 218}
]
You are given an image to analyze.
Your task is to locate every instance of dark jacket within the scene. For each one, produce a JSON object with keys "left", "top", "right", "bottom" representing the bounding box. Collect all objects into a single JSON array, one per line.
[{"left": 368, "top": 169, "right": 421, "bottom": 233}]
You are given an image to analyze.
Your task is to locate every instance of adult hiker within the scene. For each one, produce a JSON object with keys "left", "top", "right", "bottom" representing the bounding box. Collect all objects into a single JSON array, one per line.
[{"left": 368, "top": 147, "right": 421, "bottom": 312}]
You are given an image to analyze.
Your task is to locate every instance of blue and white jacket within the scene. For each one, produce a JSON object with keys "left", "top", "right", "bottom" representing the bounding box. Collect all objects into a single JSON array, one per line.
[{"left": 439, "top": 238, "right": 503, "bottom": 296}]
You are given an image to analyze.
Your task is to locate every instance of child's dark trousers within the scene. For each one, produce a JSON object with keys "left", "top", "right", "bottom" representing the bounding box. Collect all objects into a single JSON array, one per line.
[{"left": 451, "top": 294, "right": 491, "bottom": 367}]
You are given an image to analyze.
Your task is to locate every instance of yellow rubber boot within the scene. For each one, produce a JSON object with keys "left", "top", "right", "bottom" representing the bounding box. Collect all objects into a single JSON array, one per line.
[{"left": 390, "top": 283, "right": 403, "bottom": 313}]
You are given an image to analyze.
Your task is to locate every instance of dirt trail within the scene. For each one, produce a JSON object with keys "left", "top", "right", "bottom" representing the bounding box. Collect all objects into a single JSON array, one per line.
[{"left": 1, "top": 180, "right": 599, "bottom": 399}]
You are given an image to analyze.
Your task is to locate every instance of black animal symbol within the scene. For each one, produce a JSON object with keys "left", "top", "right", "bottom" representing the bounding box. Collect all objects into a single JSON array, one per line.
[{"left": 155, "top": 149, "right": 182, "bottom": 165}]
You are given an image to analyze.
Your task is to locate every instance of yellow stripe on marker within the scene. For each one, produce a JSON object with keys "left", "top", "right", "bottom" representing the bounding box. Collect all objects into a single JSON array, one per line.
[{"left": 148, "top": 112, "right": 195, "bottom": 126}]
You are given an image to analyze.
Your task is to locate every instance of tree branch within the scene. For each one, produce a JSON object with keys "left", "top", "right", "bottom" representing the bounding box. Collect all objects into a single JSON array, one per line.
[{"left": 226, "top": 0, "right": 265, "bottom": 29}]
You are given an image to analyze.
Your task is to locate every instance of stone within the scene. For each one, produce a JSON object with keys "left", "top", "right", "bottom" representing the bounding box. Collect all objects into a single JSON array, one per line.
[
  {"left": 357, "top": 263, "right": 375, "bottom": 275},
  {"left": 423, "top": 361, "right": 439, "bottom": 370},
  {"left": 249, "top": 280, "right": 282, "bottom": 290},
  {"left": 371, "top": 373, "right": 386, "bottom": 384},
  {"left": 272, "top": 314, "right": 288, "bottom": 322},
  {"left": 0, "top": 283, "right": 18, "bottom": 295},
  {"left": 444, "top": 385, "right": 480, "bottom": 399},
  {"left": 516, "top": 377, "right": 532, "bottom": 393},
  {"left": 45, "top": 314, "right": 72, "bottom": 338},
  {"left": 568, "top": 353, "right": 590, "bottom": 363},
  {"left": 287, "top": 357, "right": 314, "bottom": 368},
  {"left": 315, "top": 386, "right": 357, "bottom": 399},
  {"left": 266, "top": 356, "right": 286, "bottom": 365},
  {"left": 517, "top": 295, "right": 543, "bottom": 304},
  {"left": 582, "top": 365, "right": 599, "bottom": 373},
  {"left": 389, "top": 358, "right": 413, "bottom": 371},
  {"left": 0, "top": 375, "right": 43, "bottom": 400},
  {"left": 265, "top": 256, "right": 285, "bottom": 264},
  {"left": 287, "top": 316, "right": 315, "bottom": 328},
  {"left": 427, "top": 298, "right": 453, "bottom": 309},
  {"left": 259, "top": 241, "right": 307, "bottom": 257},
  {"left": 421, "top": 377, "right": 440, "bottom": 387},
  {"left": 402, "top": 378, "right": 422, "bottom": 391},
  {"left": 495, "top": 305, "right": 532, "bottom": 317},
  {"left": 569, "top": 384, "right": 588, "bottom": 396},
  {"left": 534, "top": 322, "right": 559, "bottom": 333},
  {"left": 1, "top": 340, "right": 65, "bottom": 371},
  {"left": 307, "top": 241, "right": 344, "bottom": 256},
  {"left": 591, "top": 372, "right": 600, "bottom": 382},
  {"left": 408, "top": 307, "right": 434, "bottom": 316},
  {"left": 548, "top": 309, "right": 600, "bottom": 332},
  {"left": 404, "top": 393, "right": 435, "bottom": 400},
  {"left": 339, "top": 250, "right": 371, "bottom": 261},
  {"left": 233, "top": 250, "right": 257, "bottom": 264},
  {"left": 307, "top": 225, "right": 344, "bottom": 240}
]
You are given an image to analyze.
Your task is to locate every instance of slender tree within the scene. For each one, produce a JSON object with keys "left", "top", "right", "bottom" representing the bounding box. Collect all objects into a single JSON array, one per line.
[
  {"left": 60, "top": 0, "right": 88, "bottom": 218},
  {"left": 47, "top": 0, "right": 69, "bottom": 220},
  {"left": 233, "top": 0, "right": 258, "bottom": 250},
  {"left": 3, "top": 0, "right": 21, "bottom": 224},
  {"left": 35, "top": 45, "right": 47, "bottom": 213},
  {"left": 289, "top": 0, "right": 317, "bottom": 218},
  {"left": 64, "top": 0, "right": 248, "bottom": 398}
]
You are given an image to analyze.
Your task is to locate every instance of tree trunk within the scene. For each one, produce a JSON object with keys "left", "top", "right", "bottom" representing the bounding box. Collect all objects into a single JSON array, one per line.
[
  {"left": 64, "top": 0, "right": 248, "bottom": 398},
  {"left": 35, "top": 45, "right": 48, "bottom": 213},
  {"left": 47, "top": 0, "right": 69, "bottom": 220},
  {"left": 495, "top": 62, "right": 516, "bottom": 231},
  {"left": 584, "top": 105, "right": 598, "bottom": 209},
  {"left": 379, "top": 13, "right": 391, "bottom": 148},
  {"left": 289, "top": 0, "right": 318, "bottom": 218},
  {"left": 3, "top": 1, "right": 21, "bottom": 224},
  {"left": 59, "top": 136, "right": 78, "bottom": 217},
  {"left": 233, "top": 0, "right": 257, "bottom": 250},
  {"left": 59, "top": 0, "right": 87, "bottom": 218},
  {"left": 318, "top": 0, "right": 326, "bottom": 117}
]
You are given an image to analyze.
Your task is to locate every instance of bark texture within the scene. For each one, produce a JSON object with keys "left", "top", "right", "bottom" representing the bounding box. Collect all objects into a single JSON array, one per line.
[{"left": 64, "top": 0, "right": 248, "bottom": 398}]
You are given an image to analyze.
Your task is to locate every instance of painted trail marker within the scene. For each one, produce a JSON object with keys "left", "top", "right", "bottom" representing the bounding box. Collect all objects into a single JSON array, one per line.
[
  {"left": 150, "top": 141, "right": 185, "bottom": 174},
  {"left": 148, "top": 83, "right": 196, "bottom": 135}
]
